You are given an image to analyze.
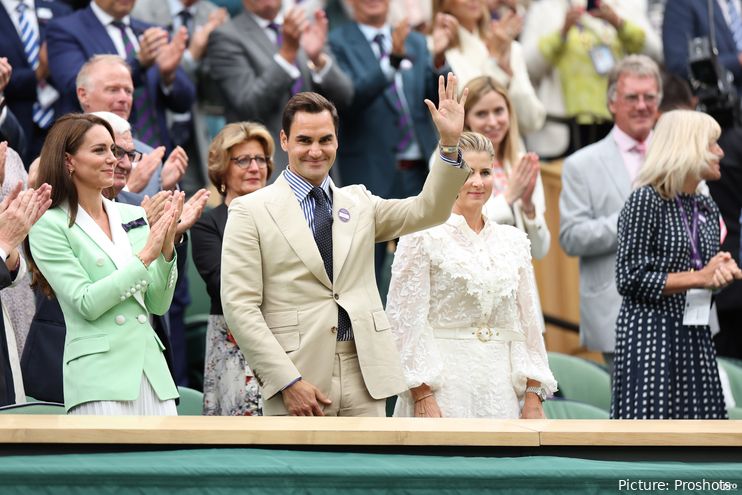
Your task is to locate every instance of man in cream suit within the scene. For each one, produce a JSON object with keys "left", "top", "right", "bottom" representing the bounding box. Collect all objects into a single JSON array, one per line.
[
  {"left": 221, "top": 77, "right": 470, "bottom": 416},
  {"left": 559, "top": 55, "right": 661, "bottom": 372}
]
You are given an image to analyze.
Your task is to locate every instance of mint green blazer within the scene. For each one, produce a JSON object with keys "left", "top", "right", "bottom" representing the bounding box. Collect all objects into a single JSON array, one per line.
[{"left": 28, "top": 198, "right": 179, "bottom": 412}]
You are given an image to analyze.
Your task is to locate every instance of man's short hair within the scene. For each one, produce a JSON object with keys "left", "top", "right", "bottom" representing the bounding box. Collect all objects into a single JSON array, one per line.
[
  {"left": 659, "top": 72, "right": 695, "bottom": 112},
  {"left": 606, "top": 54, "right": 663, "bottom": 104},
  {"left": 76, "top": 54, "right": 131, "bottom": 91},
  {"left": 281, "top": 92, "right": 339, "bottom": 137}
]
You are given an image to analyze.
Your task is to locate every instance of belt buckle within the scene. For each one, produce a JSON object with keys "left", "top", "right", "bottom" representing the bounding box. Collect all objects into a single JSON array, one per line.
[{"left": 475, "top": 327, "right": 493, "bottom": 342}]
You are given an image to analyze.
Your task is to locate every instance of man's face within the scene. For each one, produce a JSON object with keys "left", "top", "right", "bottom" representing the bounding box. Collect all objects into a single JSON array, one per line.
[
  {"left": 113, "top": 131, "right": 134, "bottom": 194},
  {"left": 77, "top": 62, "right": 133, "bottom": 119},
  {"left": 608, "top": 74, "right": 659, "bottom": 142},
  {"left": 349, "top": 0, "right": 390, "bottom": 26},
  {"left": 242, "top": 0, "right": 281, "bottom": 20},
  {"left": 94, "top": 0, "right": 136, "bottom": 19},
  {"left": 280, "top": 110, "right": 338, "bottom": 187}
]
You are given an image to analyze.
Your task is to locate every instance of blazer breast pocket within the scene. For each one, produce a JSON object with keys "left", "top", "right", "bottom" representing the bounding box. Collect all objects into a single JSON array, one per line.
[
  {"left": 264, "top": 310, "right": 300, "bottom": 352},
  {"left": 65, "top": 334, "right": 110, "bottom": 364}
]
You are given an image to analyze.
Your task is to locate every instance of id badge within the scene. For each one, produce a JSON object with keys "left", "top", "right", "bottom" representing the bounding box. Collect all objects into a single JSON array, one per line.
[
  {"left": 589, "top": 44, "right": 615, "bottom": 76},
  {"left": 682, "top": 288, "right": 712, "bottom": 326}
]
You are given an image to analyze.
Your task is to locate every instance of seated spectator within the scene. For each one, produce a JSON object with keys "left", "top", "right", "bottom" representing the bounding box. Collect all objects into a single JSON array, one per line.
[
  {"left": 521, "top": 0, "right": 661, "bottom": 158},
  {"left": 432, "top": 0, "right": 545, "bottom": 133},
  {"left": 46, "top": 0, "right": 195, "bottom": 150},
  {"left": 191, "top": 122, "right": 274, "bottom": 416},
  {"left": 27, "top": 113, "right": 183, "bottom": 415}
]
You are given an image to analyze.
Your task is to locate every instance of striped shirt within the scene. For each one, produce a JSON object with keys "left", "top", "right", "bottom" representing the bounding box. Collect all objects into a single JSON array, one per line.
[{"left": 283, "top": 167, "right": 333, "bottom": 234}]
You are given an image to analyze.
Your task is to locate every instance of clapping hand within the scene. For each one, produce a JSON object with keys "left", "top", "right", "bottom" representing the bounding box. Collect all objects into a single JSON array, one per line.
[
  {"left": 161, "top": 146, "right": 188, "bottom": 190},
  {"left": 0, "top": 181, "right": 52, "bottom": 258},
  {"left": 425, "top": 73, "right": 468, "bottom": 150},
  {"left": 701, "top": 252, "right": 742, "bottom": 290},
  {"left": 301, "top": 10, "right": 329, "bottom": 67},
  {"left": 142, "top": 190, "right": 173, "bottom": 226},
  {"left": 162, "top": 191, "right": 184, "bottom": 261},
  {"left": 175, "top": 188, "right": 210, "bottom": 240},
  {"left": 137, "top": 192, "right": 181, "bottom": 267},
  {"left": 505, "top": 152, "right": 540, "bottom": 211},
  {"left": 128, "top": 146, "right": 163, "bottom": 193}
]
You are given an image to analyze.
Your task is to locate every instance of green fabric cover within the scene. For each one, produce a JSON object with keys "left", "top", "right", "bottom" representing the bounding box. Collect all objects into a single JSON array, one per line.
[
  {"left": 548, "top": 352, "right": 611, "bottom": 411},
  {"left": 0, "top": 448, "right": 740, "bottom": 494}
]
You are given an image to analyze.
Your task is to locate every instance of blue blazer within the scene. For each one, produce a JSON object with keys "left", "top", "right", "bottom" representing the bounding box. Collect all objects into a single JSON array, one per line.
[
  {"left": 0, "top": 0, "right": 72, "bottom": 163},
  {"left": 329, "top": 23, "right": 439, "bottom": 199},
  {"left": 45, "top": 5, "right": 195, "bottom": 150},
  {"left": 663, "top": 0, "right": 742, "bottom": 93}
]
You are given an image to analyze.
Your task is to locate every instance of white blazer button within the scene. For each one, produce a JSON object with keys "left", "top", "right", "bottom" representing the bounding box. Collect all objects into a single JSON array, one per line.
[
  {"left": 135, "top": 284, "right": 142, "bottom": 290},
  {"left": 96, "top": 258, "right": 104, "bottom": 267},
  {"left": 141, "top": 280, "right": 148, "bottom": 286},
  {"left": 120, "top": 296, "right": 126, "bottom": 301},
  {"left": 137, "top": 314, "right": 147, "bottom": 324},
  {"left": 125, "top": 290, "right": 131, "bottom": 297},
  {"left": 115, "top": 315, "right": 126, "bottom": 325}
]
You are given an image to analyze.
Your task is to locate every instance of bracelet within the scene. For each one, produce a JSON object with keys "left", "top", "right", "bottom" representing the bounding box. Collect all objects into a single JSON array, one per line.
[
  {"left": 136, "top": 254, "right": 149, "bottom": 268},
  {"left": 438, "top": 141, "right": 459, "bottom": 154},
  {"left": 414, "top": 392, "right": 434, "bottom": 403}
]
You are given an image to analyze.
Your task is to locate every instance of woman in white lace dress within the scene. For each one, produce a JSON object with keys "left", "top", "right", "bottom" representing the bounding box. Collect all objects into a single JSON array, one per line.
[{"left": 387, "top": 132, "right": 556, "bottom": 419}]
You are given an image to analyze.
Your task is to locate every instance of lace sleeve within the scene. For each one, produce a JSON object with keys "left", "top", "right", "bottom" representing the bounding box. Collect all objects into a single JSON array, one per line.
[
  {"left": 386, "top": 232, "right": 444, "bottom": 391},
  {"left": 510, "top": 254, "right": 558, "bottom": 396}
]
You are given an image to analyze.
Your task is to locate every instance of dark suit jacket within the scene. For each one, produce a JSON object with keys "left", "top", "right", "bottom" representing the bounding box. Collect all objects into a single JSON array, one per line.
[
  {"left": 45, "top": 5, "right": 195, "bottom": 150},
  {"left": 0, "top": 0, "right": 72, "bottom": 163},
  {"left": 328, "top": 23, "right": 439, "bottom": 199},
  {"left": 0, "top": 109, "right": 27, "bottom": 161},
  {"left": 190, "top": 203, "right": 227, "bottom": 315},
  {"left": 663, "top": 0, "right": 742, "bottom": 93},
  {"left": 0, "top": 263, "right": 16, "bottom": 406},
  {"left": 206, "top": 11, "right": 353, "bottom": 175}
]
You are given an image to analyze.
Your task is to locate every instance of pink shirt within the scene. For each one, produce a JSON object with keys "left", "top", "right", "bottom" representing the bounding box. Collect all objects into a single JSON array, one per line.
[{"left": 611, "top": 126, "right": 652, "bottom": 185}]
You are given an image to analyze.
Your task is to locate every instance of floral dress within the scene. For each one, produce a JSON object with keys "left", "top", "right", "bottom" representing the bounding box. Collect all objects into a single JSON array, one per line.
[{"left": 386, "top": 214, "right": 557, "bottom": 418}]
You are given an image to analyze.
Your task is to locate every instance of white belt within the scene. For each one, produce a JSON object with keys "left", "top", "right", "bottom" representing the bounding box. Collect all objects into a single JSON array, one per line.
[{"left": 432, "top": 326, "right": 526, "bottom": 343}]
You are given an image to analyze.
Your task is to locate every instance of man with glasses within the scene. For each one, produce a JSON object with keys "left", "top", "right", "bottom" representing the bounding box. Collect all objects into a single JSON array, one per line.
[
  {"left": 76, "top": 55, "right": 189, "bottom": 205},
  {"left": 559, "top": 55, "right": 661, "bottom": 375}
]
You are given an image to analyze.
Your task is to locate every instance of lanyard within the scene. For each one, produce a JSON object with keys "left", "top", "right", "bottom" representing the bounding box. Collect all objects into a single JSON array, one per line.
[{"left": 675, "top": 197, "right": 703, "bottom": 271}]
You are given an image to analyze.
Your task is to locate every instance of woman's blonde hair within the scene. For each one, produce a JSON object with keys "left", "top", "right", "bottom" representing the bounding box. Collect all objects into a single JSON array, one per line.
[
  {"left": 459, "top": 131, "right": 495, "bottom": 161},
  {"left": 208, "top": 122, "right": 275, "bottom": 195},
  {"left": 431, "top": 0, "right": 490, "bottom": 49},
  {"left": 462, "top": 76, "right": 520, "bottom": 169},
  {"left": 635, "top": 110, "right": 721, "bottom": 199}
]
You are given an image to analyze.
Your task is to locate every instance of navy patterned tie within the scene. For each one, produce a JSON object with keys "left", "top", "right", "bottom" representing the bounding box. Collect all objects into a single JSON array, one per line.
[
  {"left": 309, "top": 187, "right": 352, "bottom": 341},
  {"left": 267, "top": 22, "right": 304, "bottom": 95},
  {"left": 372, "top": 33, "right": 414, "bottom": 153}
]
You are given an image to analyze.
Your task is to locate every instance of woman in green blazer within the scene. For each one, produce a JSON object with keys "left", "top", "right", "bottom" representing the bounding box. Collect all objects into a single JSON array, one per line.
[{"left": 27, "top": 114, "right": 183, "bottom": 415}]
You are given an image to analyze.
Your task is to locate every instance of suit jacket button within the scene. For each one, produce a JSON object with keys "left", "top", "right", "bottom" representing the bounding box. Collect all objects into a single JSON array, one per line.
[
  {"left": 115, "top": 315, "right": 126, "bottom": 325},
  {"left": 333, "top": 293, "right": 339, "bottom": 300},
  {"left": 330, "top": 326, "right": 337, "bottom": 334},
  {"left": 137, "top": 314, "right": 147, "bottom": 324}
]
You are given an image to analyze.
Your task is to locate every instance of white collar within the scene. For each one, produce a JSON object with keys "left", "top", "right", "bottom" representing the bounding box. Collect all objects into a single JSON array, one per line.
[{"left": 90, "top": 0, "right": 131, "bottom": 26}]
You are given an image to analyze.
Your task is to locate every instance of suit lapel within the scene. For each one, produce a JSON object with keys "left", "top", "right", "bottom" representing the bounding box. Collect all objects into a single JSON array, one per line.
[
  {"left": 598, "top": 136, "right": 631, "bottom": 199},
  {"left": 265, "top": 177, "right": 332, "bottom": 289},
  {"left": 238, "top": 12, "right": 276, "bottom": 59},
  {"left": 331, "top": 183, "right": 359, "bottom": 281},
  {"left": 82, "top": 6, "right": 119, "bottom": 55},
  {"left": 0, "top": 8, "right": 25, "bottom": 64}
]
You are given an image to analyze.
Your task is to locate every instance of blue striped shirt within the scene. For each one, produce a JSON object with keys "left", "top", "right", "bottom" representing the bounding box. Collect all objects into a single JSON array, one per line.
[{"left": 283, "top": 168, "right": 333, "bottom": 234}]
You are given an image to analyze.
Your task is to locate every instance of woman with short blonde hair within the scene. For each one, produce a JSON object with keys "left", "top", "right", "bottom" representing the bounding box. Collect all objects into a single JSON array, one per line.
[
  {"left": 612, "top": 109, "right": 742, "bottom": 419},
  {"left": 192, "top": 121, "right": 275, "bottom": 416}
]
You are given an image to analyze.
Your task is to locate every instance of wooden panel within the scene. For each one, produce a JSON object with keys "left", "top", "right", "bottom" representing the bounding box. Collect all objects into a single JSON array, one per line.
[
  {"left": 526, "top": 420, "right": 742, "bottom": 446},
  {"left": 0, "top": 416, "right": 539, "bottom": 447}
]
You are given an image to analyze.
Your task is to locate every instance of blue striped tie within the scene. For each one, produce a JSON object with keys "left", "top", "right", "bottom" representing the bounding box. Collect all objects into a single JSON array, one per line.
[
  {"left": 728, "top": 0, "right": 742, "bottom": 52},
  {"left": 16, "top": 2, "right": 53, "bottom": 128}
]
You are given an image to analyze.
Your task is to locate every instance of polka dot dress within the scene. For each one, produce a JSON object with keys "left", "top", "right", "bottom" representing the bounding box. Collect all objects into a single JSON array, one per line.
[{"left": 611, "top": 186, "right": 727, "bottom": 419}]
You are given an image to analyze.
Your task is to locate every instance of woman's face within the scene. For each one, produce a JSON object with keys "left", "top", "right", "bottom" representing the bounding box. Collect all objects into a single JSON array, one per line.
[
  {"left": 465, "top": 90, "right": 511, "bottom": 150},
  {"left": 67, "top": 124, "right": 116, "bottom": 192},
  {"left": 454, "top": 150, "right": 494, "bottom": 212},
  {"left": 442, "top": 0, "right": 484, "bottom": 27},
  {"left": 225, "top": 139, "right": 269, "bottom": 197},
  {"left": 701, "top": 140, "right": 724, "bottom": 181}
]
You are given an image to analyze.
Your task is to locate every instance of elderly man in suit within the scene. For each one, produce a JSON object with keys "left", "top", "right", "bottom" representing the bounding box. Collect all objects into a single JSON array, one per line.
[
  {"left": 45, "top": 0, "right": 195, "bottom": 151},
  {"left": 0, "top": 0, "right": 71, "bottom": 164},
  {"left": 559, "top": 55, "right": 661, "bottom": 373},
  {"left": 221, "top": 77, "right": 470, "bottom": 417},
  {"left": 206, "top": 0, "right": 353, "bottom": 178}
]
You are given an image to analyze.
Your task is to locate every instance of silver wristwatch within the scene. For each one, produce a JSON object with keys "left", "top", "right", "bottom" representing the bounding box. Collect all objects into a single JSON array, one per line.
[{"left": 525, "top": 386, "right": 547, "bottom": 402}]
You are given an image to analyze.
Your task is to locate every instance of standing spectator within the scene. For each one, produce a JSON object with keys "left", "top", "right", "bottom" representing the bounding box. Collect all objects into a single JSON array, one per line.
[
  {"left": 45, "top": 0, "right": 195, "bottom": 151},
  {"left": 191, "top": 122, "right": 273, "bottom": 416},
  {"left": 521, "top": 0, "right": 661, "bottom": 158},
  {"left": 132, "top": 0, "right": 229, "bottom": 192},
  {"left": 432, "top": 0, "right": 546, "bottom": 134},
  {"left": 612, "top": 110, "right": 742, "bottom": 419},
  {"left": 0, "top": 59, "right": 27, "bottom": 158},
  {"left": 559, "top": 55, "right": 661, "bottom": 374},
  {"left": 0, "top": 0, "right": 72, "bottom": 164},
  {"left": 206, "top": 0, "right": 353, "bottom": 177}
]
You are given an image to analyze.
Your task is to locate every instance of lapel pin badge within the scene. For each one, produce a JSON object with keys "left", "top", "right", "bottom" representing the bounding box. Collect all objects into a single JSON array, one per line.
[{"left": 338, "top": 208, "right": 351, "bottom": 223}]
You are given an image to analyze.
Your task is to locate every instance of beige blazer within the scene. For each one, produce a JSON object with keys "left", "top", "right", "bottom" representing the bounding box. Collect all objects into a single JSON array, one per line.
[{"left": 221, "top": 157, "right": 469, "bottom": 415}]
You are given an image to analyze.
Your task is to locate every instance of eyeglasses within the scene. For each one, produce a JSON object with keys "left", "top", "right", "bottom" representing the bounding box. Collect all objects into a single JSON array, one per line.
[
  {"left": 620, "top": 93, "right": 659, "bottom": 105},
  {"left": 230, "top": 154, "right": 269, "bottom": 169},
  {"left": 112, "top": 145, "right": 142, "bottom": 163}
]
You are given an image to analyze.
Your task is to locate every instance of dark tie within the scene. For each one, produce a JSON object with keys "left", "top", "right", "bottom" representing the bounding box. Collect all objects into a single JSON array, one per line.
[
  {"left": 309, "top": 187, "right": 352, "bottom": 341},
  {"left": 111, "top": 20, "right": 161, "bottom": 147},
  {"left": 177, "top": 9, "right": 193, "bottom": 38},
  {"left": 372, "top": 33, "right": 413, "bottom": 153}
]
